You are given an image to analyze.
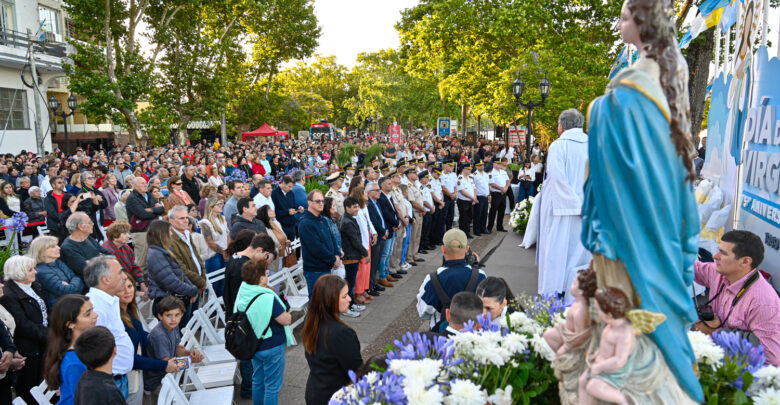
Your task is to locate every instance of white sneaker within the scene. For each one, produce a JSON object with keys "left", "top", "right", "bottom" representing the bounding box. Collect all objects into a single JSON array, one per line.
[
  {"left": 401, "top": 263, "right": 412, "bottom": 270},
  {"left": 343, "top": 309, "right": 361, "bottom": 318},
  {"left": 352, "top": 304, "right": 366, "bottom": 311}
]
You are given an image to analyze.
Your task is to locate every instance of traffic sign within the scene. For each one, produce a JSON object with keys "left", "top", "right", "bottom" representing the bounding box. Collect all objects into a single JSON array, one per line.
[{"left": 437, "top": 117, "right": 450, "bottom": 137}]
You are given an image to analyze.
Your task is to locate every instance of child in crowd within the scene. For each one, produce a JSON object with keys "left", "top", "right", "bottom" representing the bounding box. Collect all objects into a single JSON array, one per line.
[
  {"left": 143, "top": 296, "right": 204, "bottom": 392},
  {"left": 73, "top": 326, "right": 127, "bottom": 405}
]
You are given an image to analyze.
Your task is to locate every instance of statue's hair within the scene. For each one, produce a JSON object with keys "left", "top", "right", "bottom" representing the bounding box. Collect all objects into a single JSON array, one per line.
[
  {"left": 627, "top": 0, "right": 695, "bottom": 182},
  {"left": 595, "top": 287, "right": 630, "bottom": 319}
]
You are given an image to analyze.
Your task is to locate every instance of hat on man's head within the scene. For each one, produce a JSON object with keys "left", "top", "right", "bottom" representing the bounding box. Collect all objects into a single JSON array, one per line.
[
  {"left": 343, "top": 163, "right": 353, "bottom": 171},
  {"left": 433, "top": 166, "right": 443, "bottom": 175},
  {"left": 387, "top": 168, "right": 398, "bottom": 177},
  {"left": 326, "top": 172, "right": 341, "bottom": 183},
  {"left": 405, "top": 168, "right": 416, "bottom": 175},
  {"left": 475, "top": 160, "right": 485, "bottom": 167},
  {"left": 419, "top": 170, "right": 430, "bottom": 179},
  {"left": 443, "top": 229, "right": 468, "bottom": 250},
  {"left": 397, "top": 158, "right": 406, "bottom": 166},
  {"left": 380, "top": 164, "right": 390, "bottom": 172},
  {"left": 461, "top": 163, "right": 473, "bottom": 171},
  {"left": 443, "top": 159, "right": 455, "bottom": 166}
]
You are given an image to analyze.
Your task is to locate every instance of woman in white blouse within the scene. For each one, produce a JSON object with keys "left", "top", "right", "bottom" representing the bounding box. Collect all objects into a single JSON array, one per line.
[
  {"left": 349, "top": 186, "right": 375, "bottom": 305},
  {"left": 518, "top": 160, "right": 536, "bottom": 202},
  {"left": 531, "top": 154, "right": 544, "bottom": 193}
]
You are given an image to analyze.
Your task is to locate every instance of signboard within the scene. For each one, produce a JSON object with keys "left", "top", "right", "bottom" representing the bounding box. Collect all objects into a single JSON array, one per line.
[
  {"left": 437, "top": 117, "right": 450, "bottom": 136},
  {"left": 297, "top": 130, "right": 309, "bottom": 141},
  {"left": 508, "top": 126, "right": 526, "bottom": 147},
  {"left": 451, "top": 120, "right": 458, "bottom": 136},
  {"left": 389, "top": 122, "right": 402, "bottom": 144}
]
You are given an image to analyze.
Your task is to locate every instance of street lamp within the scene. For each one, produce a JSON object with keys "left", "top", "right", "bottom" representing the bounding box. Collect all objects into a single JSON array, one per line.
[
  {"left": 513, "top": 70, "right": 551, "bottom": 161},
  {"left": 49, "top": 94, "right": 78, "bottom": 154}
]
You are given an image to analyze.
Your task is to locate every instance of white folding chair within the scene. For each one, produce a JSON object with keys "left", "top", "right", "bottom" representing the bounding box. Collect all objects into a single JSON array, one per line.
[
  {"left": 182, "top": 319, "right": 234, "bottom": 364},
  {"left": 12, "top": 397, "right": 27, "bottom": 405},
  {"left": 158, "top": 372, "right": 234, "bottom": 405},
  {"left": 183, "top": 358, "right": 238, "bottom": 390},
  {"left": 30, "top": 380, "right": 56, "bottom": 405}
]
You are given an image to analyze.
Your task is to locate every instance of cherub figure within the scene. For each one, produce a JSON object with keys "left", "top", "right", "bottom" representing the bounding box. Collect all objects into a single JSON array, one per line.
[
  {"left": 544, "top": 267, "right": 597, "bottom": 356},
  {"left": 578, "top": 287, "right": 635, "bottom": 405}
]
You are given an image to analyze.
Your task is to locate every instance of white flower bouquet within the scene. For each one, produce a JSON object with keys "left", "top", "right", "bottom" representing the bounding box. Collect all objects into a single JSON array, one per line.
[{"left": 509, "top": 197, "right": 534, "bottom": 234}]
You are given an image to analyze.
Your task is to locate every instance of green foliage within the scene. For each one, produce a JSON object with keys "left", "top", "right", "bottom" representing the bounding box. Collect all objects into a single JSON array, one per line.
[
  {"left": 304, "top": 176, "right": 328, "bottom": 194},
  {"left": 365, "top": 143, "right": 385, "bottom": 164},
  {"left": 699, "top": 357, "right": 754, "bottom": 405},
  {"left": 336, "top": 144, "right": 358, "bottom": 167}
]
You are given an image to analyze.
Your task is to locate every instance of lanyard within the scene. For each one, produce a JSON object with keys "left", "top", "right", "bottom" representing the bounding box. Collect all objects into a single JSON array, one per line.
[{"left": 706, "top": 271, "right": 760, "bottom": 328}]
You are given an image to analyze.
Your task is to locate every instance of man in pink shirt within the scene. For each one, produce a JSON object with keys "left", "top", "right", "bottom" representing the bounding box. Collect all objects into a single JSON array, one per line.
[{"left": 693, "top": 230, "right": 780, "bottom": 365}]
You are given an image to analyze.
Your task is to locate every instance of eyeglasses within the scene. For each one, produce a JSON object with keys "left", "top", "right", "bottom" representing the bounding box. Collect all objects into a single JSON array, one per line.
[
  {"left": 310, "top": 199, "right": 324, "bottom": 204},
  {"left": 173, "top": 182, "right": 182, "bottom": 185}
]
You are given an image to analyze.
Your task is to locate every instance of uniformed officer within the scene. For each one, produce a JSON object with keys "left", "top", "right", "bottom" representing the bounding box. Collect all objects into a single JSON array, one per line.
[
  {"left": 472, "top": 160, "right": 490, "bottom": 235},
  {"left": 325, "top": 171, "right": 345, "bottom": 217},
  {"left": 339, "top": 163, "right": 355, "bottom": 195},
  {"left": 405, "top": 168, "right": 426, "bottom": 260},
  {"left": 429, "top": 165, "right": 445, "bottom": 246},
  {"left": 456, "top": 163, "right": 478, "bottom": 238},
  {"left": 441, "top": 159, "right": 457, "bottom": 232},
  {"left": 487, "top": 158, "right": 510, "bottom": 232},
  {"left": 419, "top": 170, "right": 436, "bottom": 251},
  {"left": 388, "top": 170, "right": 409, "bottom": 277}
]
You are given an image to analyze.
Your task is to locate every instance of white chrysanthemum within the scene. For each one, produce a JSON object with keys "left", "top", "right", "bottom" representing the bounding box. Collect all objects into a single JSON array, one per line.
[
  {"left": 753, "top": 387, "right": 780, "bottom": 405},
  {"left": 445, "top": 379, "right": 487, "bottom": 405},
  {"left": 364, "top": 371, "right": 379, "bottom": 385},
  {"left": 472, "top": 345, "right": 508, "bottom": 366},
  {"left": 687, "top": 330, "right": 724, "bottom": 368},
  {"left": 404, "top": 384, "right": 445, "bottom": 405},
  {"left": 487, "top": 386, "right": 514, "bottom": 405},
  {"left": 551, "top": 311, "right": 566, "bottom": 326},
  {"left": 753, "top": 366, "right": 780, "bottom": 392},
  {"left": 503, "top": 311, "right": 543, "bottom": 335},
  {"left": 530, "top": 334, "right": 555, "bottom": 362},
  {"left": 389, "top": 358, "right": 442, "bottom": 387},
  {"left": 501, "top": 332, "right": 528, "bottom": 355}
]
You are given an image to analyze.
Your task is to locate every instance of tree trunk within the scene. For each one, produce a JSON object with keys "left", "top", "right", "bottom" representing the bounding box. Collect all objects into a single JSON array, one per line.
[
  {"left": 460, "top": 103, "right": 468, "bottom": 139},
  {"left": 686, "top": 28, "right": 716, "bottom": 144},
  {"left": 119, "top": 107, "right": 145, "bottom": 146},
  {"left": 176, "top": 116, "right": 192, "bottom": 145}
]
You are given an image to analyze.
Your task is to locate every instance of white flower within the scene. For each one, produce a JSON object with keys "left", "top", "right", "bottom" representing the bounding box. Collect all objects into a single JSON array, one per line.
[
  {"left": 530, "top": 334, "right": 555, "bottom": 362},
  {"left": 502, "top": 311, "right": 543, "bottom": 335},
  {"left": 752, "top": 366, "right": 780, "bottom": 393},
  {"left": 501, "top": 332, "right": 529, "bottom": 355},
  {"left": 687, "top": 330, "right": 724, "bottom": 368},
  {"left": 364, "top": 371, "right": 379, "bottom": 385},
  {"left": 389, "top": 358, "right": 443, "bottom": 387},
  {"left": 551, "top": 311, "right": 565, "bottom": 326},
  {"left": 487, "top": 386, "right": 514, "bottom": 405},
  {"left": 445, "top": 379, "right": 487, "bottom": 405},
  {"left": 753, "top": 387, "right": 780, "bottom": 405},
  {"left": 405, "top": 384, "right": 445, "bottom": 405}
]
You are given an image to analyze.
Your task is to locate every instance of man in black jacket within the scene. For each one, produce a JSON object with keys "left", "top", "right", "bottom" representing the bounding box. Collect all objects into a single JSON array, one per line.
[
  {"left": 77, "top": 172, "right": 107, "bottom": 241},
  {"left": 44, "top": 175, "right": 68, "bottom": 242},
  {"left": 339, "top": 197, "right": 369, "bottom": 317},
  {"left": 366, "top": 182, "right": 387, "bottom": 296},
  {"left": 0, "top": 319, "right": 23, "bottom": 403},
  {"left": 229, "top": 197, "right": 267, "bottom": 240},
  {"left": 272, "top": 175, "right": 301, "bottom": 241},
  {"left": 181, "top": 165, "right": 200, "bottom": 204},
  {"left": 125, "top": 177, "right": 164, "bottom": 272}
]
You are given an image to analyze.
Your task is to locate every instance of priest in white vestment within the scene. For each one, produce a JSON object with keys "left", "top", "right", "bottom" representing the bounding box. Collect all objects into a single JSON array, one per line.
[{"left": 536, "top": 109, "right": 592, "bottom": 303}]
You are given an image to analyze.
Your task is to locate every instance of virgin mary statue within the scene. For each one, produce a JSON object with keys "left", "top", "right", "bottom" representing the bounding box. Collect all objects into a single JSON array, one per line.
[{"left": 581, "top": 0, "right": 703, "bottom": 401}]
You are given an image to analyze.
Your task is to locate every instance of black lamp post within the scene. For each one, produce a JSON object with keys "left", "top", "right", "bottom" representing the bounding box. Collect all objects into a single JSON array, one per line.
[
  {"left": 49, "top": 94, "right": 78, "bottom": 154},
  {"left": 513, "top": 70, "right": 551, "bottom": 161}
]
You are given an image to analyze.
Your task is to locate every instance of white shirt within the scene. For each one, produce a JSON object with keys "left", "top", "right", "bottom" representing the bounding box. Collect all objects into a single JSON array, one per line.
[
  {"left": 421, "top": 184, "right": 433, "bottom": 212},
  {"left": 498, "top": 147, "right": 514, "bottom": 161},
  {"left": 519, "top": 168, "right": 535, "bottom": 182},
  {"left": 87, "top": 287, "right": 134, "bottom": 375},
  {"left": 489, "top": 169, "right": 509, "bottom": 193},
  {"left": 457, "top": 174, "right": 476, "bottom": 201},
  {"left": 429, "top": 177, "right": 443, "bottom": 200},
  {"left": 339, "top": 177, "right": 352, "bottom": 194},
  {"left": 40, "top": 176, "right": 53, "bottom": 197},
  {"left": 473, "top": 170, "right": 490, "bottom": 196},
  {"left": 441, "top": 172, "right": 457, "bottom": 196},
  {"left": 253, "top": 193, "right": 274, "bottom": 211}
]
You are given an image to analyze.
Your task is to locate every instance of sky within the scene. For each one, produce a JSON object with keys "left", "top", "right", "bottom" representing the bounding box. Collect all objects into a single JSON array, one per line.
[{"left": 310, "top": 0, "right": 419, "bottom": 68}]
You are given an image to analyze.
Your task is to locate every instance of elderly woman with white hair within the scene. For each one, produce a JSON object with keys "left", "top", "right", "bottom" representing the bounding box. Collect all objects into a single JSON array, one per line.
[
  {"left": 0, "top": 255, "right": 48, "bottom": 403},
  {"left": 114, "top": 189, "right": 131, "bottom": 223},
  {"left": 23, "top": 185, "right": 47, "bottom": 224},
  {"left": 30, "top": 235, "right": 86, "bottom": 307}
]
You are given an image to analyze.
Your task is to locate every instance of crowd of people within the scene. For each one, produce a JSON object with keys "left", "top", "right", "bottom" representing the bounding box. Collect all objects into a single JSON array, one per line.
[{"left": 0, "top": 133, "right": 541, "bottom": 405}]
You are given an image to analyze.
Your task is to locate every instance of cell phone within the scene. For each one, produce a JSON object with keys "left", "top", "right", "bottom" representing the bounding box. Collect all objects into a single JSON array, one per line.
[{"left": 174, "top": 356, "right": 191, "bottom": 370}]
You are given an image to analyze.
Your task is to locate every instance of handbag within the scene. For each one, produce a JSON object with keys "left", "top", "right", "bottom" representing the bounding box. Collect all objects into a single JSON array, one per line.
[
  {"left": 129, "top": 215, "right": 149, "bottom": 232},
  {"left": 283, "top": 252, "right": 297, "bottom": 268}
]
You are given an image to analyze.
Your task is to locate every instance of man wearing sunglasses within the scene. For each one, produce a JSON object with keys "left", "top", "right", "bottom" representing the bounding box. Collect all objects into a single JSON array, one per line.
[{"left": 299, "top": 189, "right": 341, "bottom": 296}]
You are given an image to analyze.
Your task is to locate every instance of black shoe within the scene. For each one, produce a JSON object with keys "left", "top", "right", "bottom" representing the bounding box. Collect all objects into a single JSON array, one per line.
[
  {"left": 416, "top": 258, "right": 425, "bottom": 262},
  {"left": 423, "top": 245, "right": 435, "bottom": 251},
  {"left": 390, "top": 272, "right": 404, "bottom": 279},
  {"left": 374, "top": 285, "right": 386, "bottom": 291},
  {"left": 466, "top": 234, "right": 474, "bottom": 239},
  {"left": 473, "top": 232, "right": 482, "bottom": 236},
  {"left": 497, "top": 228, "right": 507, "bottom": 232},
  {"left": 409, "top": 262, "right": 418, "bottom": 266},
  {"left": 418, "top": 250, "right": 428, "bottom": 254},
  {"left": 367, "top": 289, "right": 381, "bottom": 296},
  {"left": 397, "top": 269, "right": 408, "bottom": 275},
  {"left": 480, "top": 229, "right": 490, "bottom": 234}
]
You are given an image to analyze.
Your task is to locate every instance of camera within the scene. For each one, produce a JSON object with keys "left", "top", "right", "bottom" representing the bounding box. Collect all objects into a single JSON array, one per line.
[
  {"left": 697, "top": 304, "right": 715, "bottom": 322},
  {"left": 465, "top": 248, "right": 482, "bottom": 268}
]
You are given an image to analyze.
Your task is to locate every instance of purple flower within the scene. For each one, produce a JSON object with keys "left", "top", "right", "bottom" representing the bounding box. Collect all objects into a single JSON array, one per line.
[
  {"left": 8, "top": 212, "right": 28, "bottom": 234},
  {"left": 318, "top": 180, "right": 324, "bottom": 185},
  {"left": 712, "top": 331, "right": 767, "bottom": 388}
]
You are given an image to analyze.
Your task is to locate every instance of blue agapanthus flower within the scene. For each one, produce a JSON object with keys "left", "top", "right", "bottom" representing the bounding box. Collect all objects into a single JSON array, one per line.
[
  {"left": 712, "top": 330, "right": 767, "bottom": 389},
  {"left": 328, "top": 369, "right": 407, "bottom": 405},
  {"left": 386, "top": 331, "right": 462, "bottom": 368},
  {"left": 8, "top": 212, "right": 28, "bottom": 233},
  {"left": 462, "top": 312, "right": 505, "bottom": 335}
]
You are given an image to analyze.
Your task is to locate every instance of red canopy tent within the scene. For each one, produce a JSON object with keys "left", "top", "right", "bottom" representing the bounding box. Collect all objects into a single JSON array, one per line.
[{"left": 242, "top": 123, "right": 284, "bottom": 142}]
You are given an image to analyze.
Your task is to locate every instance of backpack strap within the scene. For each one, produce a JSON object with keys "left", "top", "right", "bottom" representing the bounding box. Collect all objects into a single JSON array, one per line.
[
  {"left": 429, "top": 271, "right": 451, "bottom": 309},
  {"left": 243, "top": 293, "right": 267, "bottom": 313},
  {"left": 464, "top": 266, "right": 480, "bottom": 292},
  {"left": 244, "top": 293, "right": 275, "bottom": 340}
]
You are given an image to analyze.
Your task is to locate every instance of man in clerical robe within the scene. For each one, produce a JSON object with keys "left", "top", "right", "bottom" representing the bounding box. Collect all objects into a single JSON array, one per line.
[{"left": 537, "top": 109, "right": 591, "bottom": 303}]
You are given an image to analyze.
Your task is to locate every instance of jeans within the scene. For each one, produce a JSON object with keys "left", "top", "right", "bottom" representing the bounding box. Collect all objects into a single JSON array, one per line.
[
  {"left": 400, "top": 224, "right": 411, "bottom": 265},
  {"left": 378, "top": 235, "right": 395, "bottom": 280},
  {"left": 251, "top": 344, "right": 286, "bottom": 405},
  {"left": 517, "top": 182, "right": 534, "bottom": 203},
  {"left": 344, "top": 262, "right": 359, "bottom": 305},
  {"left": 304, "top": 271, "right": 330, "bottom": 297},
  {"left": 240, "top": 360, "right": 253, "bottom": 398}
]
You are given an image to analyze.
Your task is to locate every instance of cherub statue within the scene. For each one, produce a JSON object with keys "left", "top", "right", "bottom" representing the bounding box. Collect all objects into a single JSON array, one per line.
[
  {"left": 544, "top": 267, "right": 597, "bottom": 357},
  {"left": 578, "top": 287, "right": 634, "bottom": 405}
]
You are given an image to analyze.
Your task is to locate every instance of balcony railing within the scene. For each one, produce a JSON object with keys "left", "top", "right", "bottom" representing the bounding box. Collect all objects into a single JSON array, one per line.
[{"left": 0, "top": 28, "right": 69, "bottom": 58}]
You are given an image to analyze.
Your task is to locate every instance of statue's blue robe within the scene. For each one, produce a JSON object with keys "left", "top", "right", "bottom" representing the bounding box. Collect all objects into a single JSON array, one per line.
[{"left": 582, "top": 68, "right": 703, "bottom": 402}]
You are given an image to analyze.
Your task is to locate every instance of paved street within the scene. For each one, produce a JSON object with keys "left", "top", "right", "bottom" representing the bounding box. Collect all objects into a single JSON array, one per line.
[{"left": 230, "top": 224, "right": 540, "bottom": 404}]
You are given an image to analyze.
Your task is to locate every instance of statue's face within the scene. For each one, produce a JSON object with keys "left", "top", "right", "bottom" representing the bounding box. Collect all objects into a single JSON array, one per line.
[{"left": 619, "top": 2, "right": 641, "bottom": 48}]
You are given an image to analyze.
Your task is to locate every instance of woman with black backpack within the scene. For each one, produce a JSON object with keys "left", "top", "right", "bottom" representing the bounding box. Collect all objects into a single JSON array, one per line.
[{"left": 232, "top": 258, "right": 293, "bottom": 405}]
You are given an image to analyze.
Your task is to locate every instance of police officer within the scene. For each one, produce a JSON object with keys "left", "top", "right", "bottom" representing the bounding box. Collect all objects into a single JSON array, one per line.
[
  {"left": 325, "top": 171, "right": 345, "bottom": 217},
  {"left": 441, "top": 160, "right": 457, "bottom": 232},
  {"left": 419, "top": 170, "right": 436, "bottom": 251},
  {"left": 472, "top": 160, "right": 490, "bottom": 235},
  {"left": 487, "top": 158, "right": 510, "bottom": 232},
  {"left": 429, "top": 165, "right": 445, "bottom": 246},
  {"left": 456, "top": 163, "right": 477, "bottom": 238},
  {"left": 339, "top": 163, "right": 355, "bottom": 195}
]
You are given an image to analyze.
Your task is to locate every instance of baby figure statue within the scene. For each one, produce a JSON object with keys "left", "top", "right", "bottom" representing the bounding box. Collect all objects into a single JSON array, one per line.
[
  {"left": 578, "top": 287, "right": 635, "bottom": 405},
  {"left": 544, "top": 268, "right": 598, "bottom": 405}
]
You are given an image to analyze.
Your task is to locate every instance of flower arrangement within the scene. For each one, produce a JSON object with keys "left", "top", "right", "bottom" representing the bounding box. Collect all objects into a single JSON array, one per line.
[
  {"left": 509, "top": 197, "right": 534, "bottom": 235},
  {"left": 329, "top": 312, "right": 558, "bottom": 405},
  {"left": 0, "top": 212, "right": 28, "bottom": 276},
  {"left": 515, "top": 292, "right": 568, "bottom": 328}
]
